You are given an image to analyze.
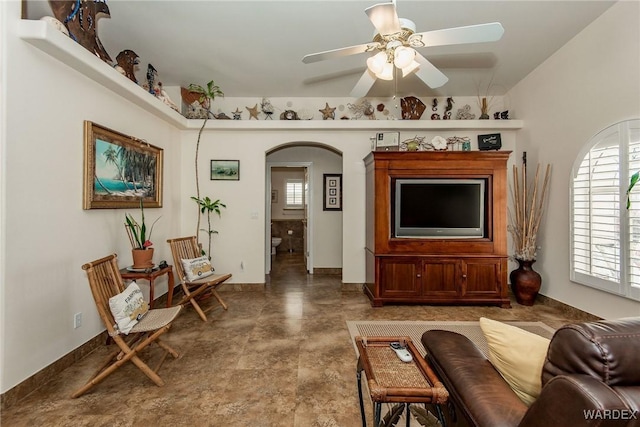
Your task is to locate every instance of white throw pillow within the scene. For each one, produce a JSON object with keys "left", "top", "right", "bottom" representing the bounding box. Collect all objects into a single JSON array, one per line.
[
  {"left": 181, "top": 256, "right": 215, "bottom": 282},
  {"left": 108, "top": 281, "right": 149, "bottom": 335},
  {"left": 479, "top": 317, "right": 551, "bottom": 406}
]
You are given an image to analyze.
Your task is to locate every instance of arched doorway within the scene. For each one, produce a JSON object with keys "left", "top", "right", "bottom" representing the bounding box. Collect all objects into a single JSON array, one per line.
[{"left": 265, "top": 143, "right": 343, "bottom": 276}]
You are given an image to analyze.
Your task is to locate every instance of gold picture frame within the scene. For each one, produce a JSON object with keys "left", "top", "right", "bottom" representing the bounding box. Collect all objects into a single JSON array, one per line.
[{"left": 83, "top": 121, "right": 163, "bottom": 209}]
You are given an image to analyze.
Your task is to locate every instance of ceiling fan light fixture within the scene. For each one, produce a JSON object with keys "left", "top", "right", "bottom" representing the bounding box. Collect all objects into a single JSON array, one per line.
[
  {"left": 376, "top": 62, "right": 394, "bottom": 80},
  {"left": 366, "top": 51, "right": 388, "bottom": 75},
  {"left": 401, "top": 60, "right": 420, "bottom": 77},
  {"left": 393, "top": 46, "right": 415, "bottom": 69}
]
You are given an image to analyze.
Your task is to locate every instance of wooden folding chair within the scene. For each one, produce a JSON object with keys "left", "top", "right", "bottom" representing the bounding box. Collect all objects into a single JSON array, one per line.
[
  {"left": 72, "top": 254, "right": 182, "bottom": 398},
  {"left": 167, "top": 236, "right": 232, "bottom": 322}
]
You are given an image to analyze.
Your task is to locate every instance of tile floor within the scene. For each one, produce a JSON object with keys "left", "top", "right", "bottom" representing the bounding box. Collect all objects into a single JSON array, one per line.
[{"left": 2, "top": 253, "right": 598, "bottom": 426}]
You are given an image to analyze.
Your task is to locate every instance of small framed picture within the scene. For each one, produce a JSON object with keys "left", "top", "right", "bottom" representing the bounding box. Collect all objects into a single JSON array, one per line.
[
  {"left": 210, "top": 160, "right": 240, "bottom": 181},
  {"left": 374, "top": 132, "right": 400, "bottom": 151},
  {"left": 323, "top": 173, "right": 342, "bottom": 211}
]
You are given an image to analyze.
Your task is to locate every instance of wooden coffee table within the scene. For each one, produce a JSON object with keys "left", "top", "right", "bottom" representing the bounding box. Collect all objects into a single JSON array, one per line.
[{"left": 355, "top": 336, "right": 449, "bottom": 427}]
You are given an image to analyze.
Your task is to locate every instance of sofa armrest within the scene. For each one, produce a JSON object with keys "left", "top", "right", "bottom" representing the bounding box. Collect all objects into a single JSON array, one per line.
[
  {"left": 422, "top": 330, "right": 527, "bottom": 427},
  {"left": 519, "top": 374, "right": 637, "bottom": 427}
]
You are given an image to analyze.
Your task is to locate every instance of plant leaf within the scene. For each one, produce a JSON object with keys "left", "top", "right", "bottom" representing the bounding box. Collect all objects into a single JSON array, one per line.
[
  {"left": 409, "top": 406, "right": 441, "bottom": 427},
  {"left": 380, "top": 404, "right": 405, "bottom": 427},
  {"left": 627, "top": 170, "right": 639, "bottom": 209}
]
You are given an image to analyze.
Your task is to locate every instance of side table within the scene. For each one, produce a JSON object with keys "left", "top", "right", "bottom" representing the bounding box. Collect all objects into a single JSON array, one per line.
[
  {"left": 119, "top": 265, "right": 175, "bottom": 309},
  {"left": 355, "top": 336, "right": 449, "bottom": 427}
]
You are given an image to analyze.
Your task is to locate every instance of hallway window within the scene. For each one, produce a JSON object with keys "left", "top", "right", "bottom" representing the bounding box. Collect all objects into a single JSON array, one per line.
[
  {"left": 286, "top": 179, "right": 304, "bottom": 208},
  {"left": 570, "top": 119, "right": 640, "bottom": 301}
]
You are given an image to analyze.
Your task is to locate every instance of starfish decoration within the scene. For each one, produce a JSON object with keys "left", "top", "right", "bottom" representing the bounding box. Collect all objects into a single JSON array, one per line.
[
  {"left": 319, "top": 103, "right": 336, "bottom": 120},
  {"left": 232, "top": 108, "right": 242, "bottom": 120},
  {"left": 246, "top": 104, "right": 259, "bottom": 120}
]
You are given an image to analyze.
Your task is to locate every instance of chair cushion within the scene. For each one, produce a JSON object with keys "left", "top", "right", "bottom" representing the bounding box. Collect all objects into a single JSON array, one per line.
[
  {"left": 108, "top": 281, "right": 149, "bottom": 335},
  {"left": 479, "top": 317, "right": 551, "bottom": 406},
  {"left": 181, "top": 256, "right": 215, "bottom": 282}
]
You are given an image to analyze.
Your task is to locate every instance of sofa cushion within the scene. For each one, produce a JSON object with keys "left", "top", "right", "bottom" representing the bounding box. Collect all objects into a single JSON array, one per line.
[
  {"left": 479, "top": 317, "right": 551, "bottom": 406},
  {"left": 542, "top": 317, "right": 640, "bottom": 387},
  {"left": 422, "top": 329, "right": 528, "bottom": 427}
]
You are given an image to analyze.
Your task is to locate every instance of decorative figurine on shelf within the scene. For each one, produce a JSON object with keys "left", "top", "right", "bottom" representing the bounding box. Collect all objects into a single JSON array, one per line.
[
  {"left": 319, "top": 103, "right": 336, "bottom": 120},
  {"left": 114, "top": 50, "right": 140, "bottom": 83},
  {"left": 49, "top": 0, "right": 113, "bottom": 64},
  {"left": 377, "top": 103, "right": 385, "bottom": 112},
  {"left": 456, "top": 104, "right": 476, "bottom": 120},
  {"left": 430, "top": 136, "right": 448, "bottom": 151},
  {"left": 232, "top": 108, "right": 243, "bottom": 120},
  {"left": 431, "top": 113, "right": 441, "bottom": 120},
  {"left": 261, "top": 98, "right": 275, "bottom": 120},
  {"left": 401, "top": 96, "right": 426, "bottom": 120},
  {"left": 400, "top": 136, "right": 426, "bottom": 152},
  {"left": 154, "top": 82, "right": 179, "bottom": 112},
  {"left": 246, "top": 104, "right": 260, "bottom": 120},
  {"left": 40, "top": 16, "right": 69, "bottom": 36},
  {"left": 280, "top": 110, "right": 299, "bottom": 120},
  {"left": 432, "top": 98, "right": 438, "bottom": 111},
  {"left": 146, "top": 64, "right": 157, "bottom": 94},
  {"left": 443, "top": 97, "right": 454, "bottom": 120},
  {"left": 493, "top": 110, "right": 510, "bottom": 119},
  {"left": 347, "top": 100, "right": 375, "bottom": 120},
  {"left": 213, "top": 112, "right": 231, "bottom": 119}
]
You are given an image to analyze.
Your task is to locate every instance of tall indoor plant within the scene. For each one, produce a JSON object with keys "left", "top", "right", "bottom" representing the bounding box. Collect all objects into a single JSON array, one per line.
[
  {"left": 508, "top": 161, "right": 551, "bottom": 305},
  {"left": 124, "top": 199, "right": 160, "bottom": 268},
  {"left": 185, "top": 80, "right": 224, "bottom": 247}
]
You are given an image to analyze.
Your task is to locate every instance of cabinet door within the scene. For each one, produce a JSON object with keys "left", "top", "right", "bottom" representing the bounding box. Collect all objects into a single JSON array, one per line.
[
  {"left": 462, "top": 258, "right": 502, "bottom": 297},
  {"left": 422, "top": 258, "right": 460, "bottom": 298},
  {"left": 379, "top": 258, "right": 421, "bottom": 298}
]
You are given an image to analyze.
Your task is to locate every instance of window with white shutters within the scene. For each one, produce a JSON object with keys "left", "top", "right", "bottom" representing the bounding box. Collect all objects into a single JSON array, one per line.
[
  {"left": 286, "top": 179, "right": 304, "bottom": 208},
  {"left": 570, "top": 119, "right": 640, "bottom": 301}
]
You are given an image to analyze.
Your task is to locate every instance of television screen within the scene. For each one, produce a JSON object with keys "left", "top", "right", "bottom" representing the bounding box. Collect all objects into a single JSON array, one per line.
[{"left": 394, "top": 179, "right": 485, "bottom": 238}]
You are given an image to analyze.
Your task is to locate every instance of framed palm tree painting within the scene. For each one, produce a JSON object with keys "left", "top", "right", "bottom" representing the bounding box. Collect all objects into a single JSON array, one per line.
[{"left": 83, "top": 121, "right": 163, "bottom": 209}]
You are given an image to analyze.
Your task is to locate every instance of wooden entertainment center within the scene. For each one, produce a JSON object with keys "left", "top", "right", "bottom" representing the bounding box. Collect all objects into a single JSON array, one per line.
[{"left": 364, "top": 151, "right": 511, "bottom": 308}]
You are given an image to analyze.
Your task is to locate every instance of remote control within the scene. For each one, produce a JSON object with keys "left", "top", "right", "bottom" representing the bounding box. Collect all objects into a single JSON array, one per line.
[{"left": 390, "top": 342, "right": 412, "bottom": 363}]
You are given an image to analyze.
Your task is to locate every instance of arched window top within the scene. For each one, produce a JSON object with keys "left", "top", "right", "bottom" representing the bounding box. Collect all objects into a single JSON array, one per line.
[{"left": 570, "top": 119, "right": 640, "bottom": 301}]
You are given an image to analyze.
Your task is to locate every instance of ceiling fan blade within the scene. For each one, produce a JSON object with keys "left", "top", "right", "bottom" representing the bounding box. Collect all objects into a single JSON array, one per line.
[
  {"left": 302, "top": 42, "right": 379, "bottom": 64},
  {"left": 409, "top": 22, "right": 505, "bottom": 48},
  {"left": 414, "top": 53, "right": 448, "bottom": 88},
  {"left": 365, "top": 2, "right": 401, "bottom": 36},
  {"left": 350, "top": 69, "right": 377, "bottom": 98}
]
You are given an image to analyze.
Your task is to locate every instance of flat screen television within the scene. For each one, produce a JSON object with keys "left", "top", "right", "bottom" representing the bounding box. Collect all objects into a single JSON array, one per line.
[{"left": 394, "top": 178, "right": 485, "bottom": 238}]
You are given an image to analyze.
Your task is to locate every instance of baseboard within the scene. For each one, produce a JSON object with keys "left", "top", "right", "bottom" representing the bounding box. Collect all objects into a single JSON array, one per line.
[
  {"left": 313, "top": 267, "right": 342, "bottom": 275},
  {"left": 536, "top": 294, "right": 602, "bottom": 322},
  {"left": 0, "top": 331, "right": 108, "bottom": 411}
]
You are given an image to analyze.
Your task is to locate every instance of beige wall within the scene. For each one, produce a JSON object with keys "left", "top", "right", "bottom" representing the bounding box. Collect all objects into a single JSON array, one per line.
[{"left": 508, "top": 0, "right": 640, "bottom": 318}]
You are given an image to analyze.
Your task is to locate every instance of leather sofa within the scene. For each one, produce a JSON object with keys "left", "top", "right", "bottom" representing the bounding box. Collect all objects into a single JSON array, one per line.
[{"left": 421, "top": 318, "right": 640, "bottom": 427}]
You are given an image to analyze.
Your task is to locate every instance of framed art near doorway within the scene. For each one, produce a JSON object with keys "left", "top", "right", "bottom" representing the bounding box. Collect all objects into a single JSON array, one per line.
[{"left": 323, "top": 173, "right": 342, "bottom": 211}]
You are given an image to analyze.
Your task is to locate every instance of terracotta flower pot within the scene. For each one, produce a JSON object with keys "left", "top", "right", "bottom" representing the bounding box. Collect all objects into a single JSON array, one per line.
[
  {"left": 509, "top": 259, "right": 541, "bottom": 306},
  {"left": 131, "top": 248, "right": 154, "bottom": 269}
]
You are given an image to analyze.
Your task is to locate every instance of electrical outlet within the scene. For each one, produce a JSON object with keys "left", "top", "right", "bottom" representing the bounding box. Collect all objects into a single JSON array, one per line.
[{"left": 74, "top": 312, "right": 82, "bottom": 329}]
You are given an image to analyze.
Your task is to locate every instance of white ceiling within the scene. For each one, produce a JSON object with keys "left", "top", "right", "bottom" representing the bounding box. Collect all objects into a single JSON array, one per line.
[{"left": 27, "top": 0, "right": 616, "bottom": 98}]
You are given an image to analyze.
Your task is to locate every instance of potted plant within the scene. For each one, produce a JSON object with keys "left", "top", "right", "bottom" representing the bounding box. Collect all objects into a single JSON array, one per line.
[
  {"left": 191, "top": 196, "right": 226, "bottom": 260},
  {"left": 182, "top": 80, "right": 224, "bottom": 246},
  {"left": 125, "top": 199, "right": 160, "bottom": 268},
  {"left": 508, "top": 161, "right": 551, "bottom": 305}
]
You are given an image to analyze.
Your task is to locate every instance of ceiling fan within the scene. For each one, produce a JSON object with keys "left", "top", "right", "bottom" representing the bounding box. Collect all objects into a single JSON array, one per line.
[{"left": 302, "top": 1, "right": 504, "bottom": 97}]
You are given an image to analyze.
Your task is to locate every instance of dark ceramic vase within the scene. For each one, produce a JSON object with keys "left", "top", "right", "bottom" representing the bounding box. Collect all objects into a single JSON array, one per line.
[{"left": 510, "top": 259, "right": 542, "bottom": 306}]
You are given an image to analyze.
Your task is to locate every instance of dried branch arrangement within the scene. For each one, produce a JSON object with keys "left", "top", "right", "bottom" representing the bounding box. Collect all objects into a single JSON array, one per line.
[{"left": 508, "top": 163, "right": 552, "bottom": 261}]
